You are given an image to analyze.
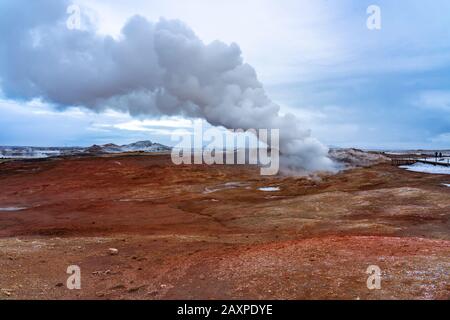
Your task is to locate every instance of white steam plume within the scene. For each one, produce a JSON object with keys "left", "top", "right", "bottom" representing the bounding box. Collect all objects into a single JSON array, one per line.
[{"left": 0, "top": 0, "right": 334, "bottom": 173}]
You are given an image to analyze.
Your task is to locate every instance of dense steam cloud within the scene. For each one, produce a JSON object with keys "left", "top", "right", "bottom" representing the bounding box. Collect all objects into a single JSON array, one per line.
[{"left": 0, "top": 0, "right": 334, "bottom": 173}]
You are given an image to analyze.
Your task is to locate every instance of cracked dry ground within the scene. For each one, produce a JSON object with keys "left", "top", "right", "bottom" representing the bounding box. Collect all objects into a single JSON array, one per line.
[{"left": 0, "top": 154, "right": 449, "bottom": 299}]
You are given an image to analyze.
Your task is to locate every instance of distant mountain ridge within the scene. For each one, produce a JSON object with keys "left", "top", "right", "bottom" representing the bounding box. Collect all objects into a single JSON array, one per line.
[
  {"left": 0, "top": 141, "right": 171, "bottom": 159},
  {"left": 85, "top": 141, "right": 171, "bottom": 154}
]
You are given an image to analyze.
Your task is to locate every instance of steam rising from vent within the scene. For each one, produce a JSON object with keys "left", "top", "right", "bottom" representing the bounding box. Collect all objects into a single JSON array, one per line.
[{"left": 0, "top": 0, "right": 334, "bottom": 173}]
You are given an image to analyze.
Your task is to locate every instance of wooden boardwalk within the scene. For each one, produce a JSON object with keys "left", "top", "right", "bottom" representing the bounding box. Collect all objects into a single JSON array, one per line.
[
  {"left": 392, "top": 158, "right": 450, "bottom": 167},
  {"left": 391, "top": 159, "right": 416, "bottom": 166}
]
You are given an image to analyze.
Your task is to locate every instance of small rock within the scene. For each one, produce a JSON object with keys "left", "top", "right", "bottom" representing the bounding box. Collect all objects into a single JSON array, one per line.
[
  {"left": 93, "top": 269, "right": 111, "bottom": 276},
  {"left": 96, "top": 292, "right": 105, "bottom": 297},
  {"left": 128, "top": 285, "right": 145, "bottom": 293},
  {"left": 199, "top": 274, "right": 205, "bottom": 280},
  {"left": 55, "top": 282, "right": 64, "bottom": 287},
  {"left": 109, "top": 284, "right": 125, "bottom": 290},
  {"left": 147, "top": 290, "right": 158, "bottom": 296},
  {"left": 108, "top": 248, "right": 119, "bottom": 255},
  {"left": 1, "top": 289, "right": 12, "bottom": 296}
]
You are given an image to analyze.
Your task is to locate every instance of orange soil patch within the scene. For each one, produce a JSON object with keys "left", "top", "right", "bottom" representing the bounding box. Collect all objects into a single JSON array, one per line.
[{"left": 0, "top": 154, "right": 449, "bottom": 299}]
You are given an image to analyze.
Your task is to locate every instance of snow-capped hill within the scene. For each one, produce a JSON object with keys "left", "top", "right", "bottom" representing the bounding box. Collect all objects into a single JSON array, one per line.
[
  {"left": 101, "top": 143, "right": 123, "bottom": 153},
  {"left": 84, "top": 141, "right": 171, "bottom": 154},
  {"left": 126, "top": 141, "right": 155, "bottom": 148},
  {"left": 121, "top": 141, "right": 171, "bottom": 152}
]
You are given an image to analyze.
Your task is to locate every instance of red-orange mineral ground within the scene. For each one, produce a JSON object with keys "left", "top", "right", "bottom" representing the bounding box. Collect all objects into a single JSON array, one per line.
[{"left": 0, "top": 154, "right": 449, "bottom": 299}]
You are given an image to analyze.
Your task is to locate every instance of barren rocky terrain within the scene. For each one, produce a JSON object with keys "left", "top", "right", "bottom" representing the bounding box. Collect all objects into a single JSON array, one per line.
[{"left": 0, "top": 154, "right": 449, "bottom": 299}]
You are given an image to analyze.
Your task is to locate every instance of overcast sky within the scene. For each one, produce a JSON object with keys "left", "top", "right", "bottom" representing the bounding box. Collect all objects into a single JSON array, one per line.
[{"left": 1, "top": 0, "right": 450, "bottom": 149}]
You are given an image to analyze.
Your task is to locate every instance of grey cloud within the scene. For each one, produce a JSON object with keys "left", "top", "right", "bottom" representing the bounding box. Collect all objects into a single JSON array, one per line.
[{"left": 0, "top": 0, "right": 334, "bottom": 173}]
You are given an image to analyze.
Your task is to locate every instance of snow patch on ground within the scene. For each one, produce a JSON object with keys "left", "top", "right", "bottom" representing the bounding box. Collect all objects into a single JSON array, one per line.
[
  {"left": 258, "top": 187, "right": 280, "bottom": 192},
  {"left": 400, "top": 163, "right": 450, "bottom": 175},
  {"left": 416, "top": 157, "right": 450, "bottom": 164},
  {"left": 203, "top": 182, "right": 249, "bottom": 194},
  {"left": 0, "top": 207, "right": 27, "bottom": 211}
]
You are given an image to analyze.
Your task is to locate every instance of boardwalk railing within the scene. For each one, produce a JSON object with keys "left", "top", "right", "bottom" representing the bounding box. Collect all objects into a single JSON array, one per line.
[
  {"left": 392, "top": 157, "right": 450, "bottom": 167},
  {"left": 391, "top": 159, "right": 417, "bottom": 166}
]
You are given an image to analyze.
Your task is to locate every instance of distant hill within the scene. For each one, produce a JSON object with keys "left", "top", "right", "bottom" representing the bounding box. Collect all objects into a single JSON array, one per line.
[
  {"left": 0, "top": 141, "right": 171, "bottom": 159},
  {"left": 85, "top": 141, "right": 171, "bottom": 154},
  {"left": 329, "top": 148, "right": 390, "bottom": 168}
]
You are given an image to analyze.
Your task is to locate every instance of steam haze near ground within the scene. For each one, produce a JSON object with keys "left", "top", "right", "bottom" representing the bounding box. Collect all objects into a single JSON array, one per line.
[{"left": 0, "top": 0, "right": 333, "bottom": 173}]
